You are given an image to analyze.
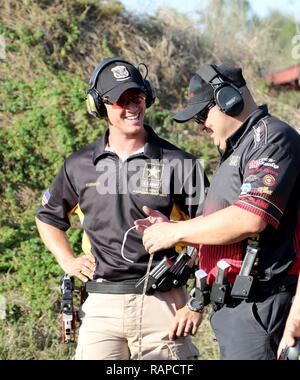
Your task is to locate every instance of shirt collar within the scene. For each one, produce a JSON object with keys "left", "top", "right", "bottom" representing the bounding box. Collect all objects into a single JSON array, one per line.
[
  {"left": 92, "top": 124, "right": 162, "bottom": 164},
  {"left": 143, "top": 124, "right": 162, "bottom": 159},
  {"left": 92, "top": 129, "right": 110, "bottom": 164},
  {"left": 105, "top": 144, "right": 144, "bottom": 155},
  {"left": 225, "top": 105, "right": 269, "bottom": 154}
]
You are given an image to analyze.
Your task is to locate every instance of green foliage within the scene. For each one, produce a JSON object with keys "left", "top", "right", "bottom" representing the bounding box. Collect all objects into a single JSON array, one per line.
[
  {"left": 0, "top": 7, "right": 105, "bottom": 355},
  {"left": 99, "top": 0, "right": 124, "bottom": 17},
  {"left": 0, "top": 23, "right": 18, "bottom": 41},
  {"left": 0, "top": 72, "right": 102, "bottom": 191},
  {"left": 58, "top": 20, "right": 80, "bottom": 58},
  {"left": 0, "top": 317, "right": 74, "bottom": 359},
  {"left": 261, "top": 11, "right": 299, "bottom": 68},
  {"left": 101, "top": 35, "right": 114, "bottom": 57},
  {"left": 15, "top": 26, "right": 44, "bottom": 47},
  {"left": 277, "top": 90, "right": 300, "bottom": 108}
]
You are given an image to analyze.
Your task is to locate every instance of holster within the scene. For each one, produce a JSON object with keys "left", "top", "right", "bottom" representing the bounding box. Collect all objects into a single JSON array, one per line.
[
  {"left": 135, "top": 254, "right": 193, "bottom": 294},
  {"left": 231, "top": 275, "right": 254, "bottom": 299},
  {"left": 210, "top": 282, "right": 231, "bottom": 311}
]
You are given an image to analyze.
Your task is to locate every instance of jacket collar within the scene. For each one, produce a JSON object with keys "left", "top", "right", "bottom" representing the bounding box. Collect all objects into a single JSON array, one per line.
[{"left": 223, "top": 105, "right": 269, "bottom": 158}]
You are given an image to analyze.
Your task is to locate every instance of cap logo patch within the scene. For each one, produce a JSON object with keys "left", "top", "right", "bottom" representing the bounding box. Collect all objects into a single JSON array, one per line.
[{"left": 111, "top": 65, "right": 130, "bottom": 80}]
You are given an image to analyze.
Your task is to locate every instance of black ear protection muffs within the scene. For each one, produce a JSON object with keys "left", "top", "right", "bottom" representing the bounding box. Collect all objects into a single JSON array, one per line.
[
  {"left": 196, "top": 64, "right": 244, "bottom": 117},
  {"left": 86, "top": 57, "right": 156, "bottom": 118}
]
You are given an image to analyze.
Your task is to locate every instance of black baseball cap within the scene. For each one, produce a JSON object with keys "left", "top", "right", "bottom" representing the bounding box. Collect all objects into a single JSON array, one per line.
[
  {"left": 96, "top": 61, "right": 146, "bottom": 103},
  {"left": 173, "top": 63, "right": 246, "bottom": 123}
]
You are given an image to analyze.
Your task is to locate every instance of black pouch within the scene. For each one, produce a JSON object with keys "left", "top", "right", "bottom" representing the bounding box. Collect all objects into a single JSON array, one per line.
[
  {"left": 231, "top": 275, "right": 254, "bottom": 299},
  {"left": 210, "top": 282, "right": 230, "bottom": 310},
  {"left": 135, "top": 256, "right": 174, "bottom": 294}
]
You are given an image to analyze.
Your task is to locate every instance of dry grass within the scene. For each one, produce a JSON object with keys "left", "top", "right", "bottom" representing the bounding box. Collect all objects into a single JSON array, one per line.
[
  {"left": 193, "top": 307, "right": 220, "bottom": 360},
  {"left": 252, "top": 86, "right": 300, "bottom": 132}
]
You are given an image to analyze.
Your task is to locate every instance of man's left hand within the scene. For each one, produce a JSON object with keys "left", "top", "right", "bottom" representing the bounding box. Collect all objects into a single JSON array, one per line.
[
  {"left": 134, "top": 206, "right": 168, "bottom": 233},
  {"left": 169, "top": 305, "right": 203, "bottom": 340},
  {"left": 277, "top": 303, "right": 300, "bottom": 358}
]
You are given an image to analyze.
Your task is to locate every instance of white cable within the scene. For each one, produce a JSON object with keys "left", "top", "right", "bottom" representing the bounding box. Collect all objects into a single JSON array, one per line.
[{"left": 121, "top": 223, "right": 149, "bottom": 263}]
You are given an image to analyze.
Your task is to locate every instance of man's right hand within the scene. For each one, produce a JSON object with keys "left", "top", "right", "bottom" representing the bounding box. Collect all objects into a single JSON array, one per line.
[
  {"left": 277, "top": 275, "right": 300, "bottom": 359},
  {"left": 169, "top": 305, "right": 203, "bottom": 340},
  {"left": 62, "top": 253, "right": 96, "bottom": 282},
  {"left": 277, "top": 295, "right": 300, "bottom": 358},
  {"left": 35, "top": 218, "right": 96, "bottom": 283},
  {"left": 134, "top": 206, "right": 169, "bottom": 233}
]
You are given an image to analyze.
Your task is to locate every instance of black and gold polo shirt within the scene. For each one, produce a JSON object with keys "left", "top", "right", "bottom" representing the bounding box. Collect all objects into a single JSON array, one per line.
[{"left": 36, "top": 125, "right": 209, "bottom": 281}]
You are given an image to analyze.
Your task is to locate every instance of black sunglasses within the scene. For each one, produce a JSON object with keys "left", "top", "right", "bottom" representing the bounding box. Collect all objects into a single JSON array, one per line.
[
  {"left": 103, "top": 93, "right": 146, "bottom": 108},
  {"left": 193, "top": 101, "right": 215, "bottom": 124}
]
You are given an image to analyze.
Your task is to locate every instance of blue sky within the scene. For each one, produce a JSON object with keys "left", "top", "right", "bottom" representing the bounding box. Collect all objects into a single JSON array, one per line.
[{"left": 119, "top": 0, "right": 300, "bottom": 21}]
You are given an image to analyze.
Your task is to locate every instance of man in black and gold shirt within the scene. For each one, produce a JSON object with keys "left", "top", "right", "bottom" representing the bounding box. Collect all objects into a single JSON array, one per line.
[{"left": 36, "top": 57, "right": 208, "bottom": 360}]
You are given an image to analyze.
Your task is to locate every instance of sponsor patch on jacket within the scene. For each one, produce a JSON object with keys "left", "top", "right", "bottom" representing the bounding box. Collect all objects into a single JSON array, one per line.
[
  {"left": 254, "top": 125, "right": 262, "bottom": 143},
  {"left": 253, "top": 120, "right": 268, "bottom": 146},
  {"left": 42, "top": 189, "right": 51, "bottom": 206},
  {"left": 228, "top": 155, "right": 240, "bottom": 166},
  {"left": 253, "top": 186, "right": 273, "bottom": 195},
  {"left": 240, "top": 183, "right": 252, "bottom": 194},
  {"left": 246, "top": 168, "right": 279, "bottom": 176},
  {"left": 262, "top": 174, "right": 276, "bottom": 187},
  {"left": 248, "top": 158, "right": 279, "bottom": 170},
  {"left": 244, "top": 174, "right": 259, "bottom": 183}
]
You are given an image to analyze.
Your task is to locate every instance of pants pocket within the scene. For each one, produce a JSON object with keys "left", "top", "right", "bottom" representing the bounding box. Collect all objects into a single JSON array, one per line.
[
  {"left": 250, "top": 302, "right": 269, "bottom": 335},
  {"left": 141, "top": 339, "right": 198, "bottom": 360}
]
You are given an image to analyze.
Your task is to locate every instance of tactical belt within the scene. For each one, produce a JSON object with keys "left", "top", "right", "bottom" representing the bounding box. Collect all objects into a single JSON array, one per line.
[
  {"left": 212, "top": 275, "right": 298, "bottom": 311},
  {"left": 85, "top": 279, "right": 143, "bottom": 295},
  {"left": 251, "top": 274, "right": 298, "bottom": 298}
]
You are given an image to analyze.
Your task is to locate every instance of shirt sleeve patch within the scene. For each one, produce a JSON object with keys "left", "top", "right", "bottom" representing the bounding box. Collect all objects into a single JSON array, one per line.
[{"left": 41, "top": 189, "right": 51, "bottom": 206}]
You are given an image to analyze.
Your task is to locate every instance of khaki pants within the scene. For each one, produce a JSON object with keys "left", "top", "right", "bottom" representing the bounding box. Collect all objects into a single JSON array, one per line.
[{"left": 75, "top": 287, "right": 199, "bottom": 360}]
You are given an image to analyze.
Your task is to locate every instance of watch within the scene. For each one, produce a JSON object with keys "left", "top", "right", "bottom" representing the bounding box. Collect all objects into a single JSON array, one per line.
[
  {"left": 186, "top": 288, "right": 205, "bottom": 313},
  {"left": 186, "top": 296, "right": 204, "bottom": 313}
]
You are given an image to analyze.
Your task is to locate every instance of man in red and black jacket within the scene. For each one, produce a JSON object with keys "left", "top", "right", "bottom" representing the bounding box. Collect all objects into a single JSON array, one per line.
[{"left": 138, "top": 63, "right": 300, "bottom": 360}]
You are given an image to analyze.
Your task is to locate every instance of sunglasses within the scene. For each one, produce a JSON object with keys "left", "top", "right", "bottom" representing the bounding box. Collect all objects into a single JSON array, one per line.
[
  {"left": 105, "top": 94, "right": 146, "bottom": 109},
  {"left": 193, "top": 102, "right": 215, "bottom": 124}
]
